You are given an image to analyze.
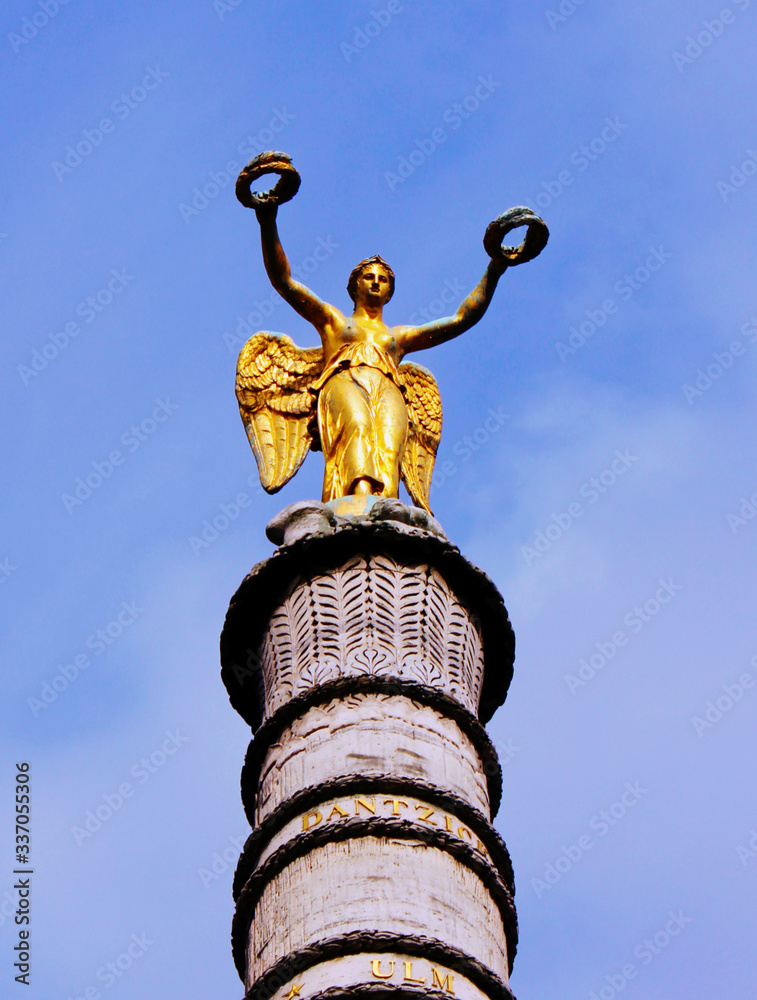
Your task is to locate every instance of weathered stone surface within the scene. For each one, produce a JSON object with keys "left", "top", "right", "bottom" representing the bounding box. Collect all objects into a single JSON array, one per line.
[
  {"left": 266, "top": 495, "right": 447, "bottom": 547},
  {"left": 245, "top": 941, "right": 516, "bottom": 1000},
  {"left": 222, "top": 503, "right": 518, "bottom": 1000},
  {"left": 263, "top": 953, "right": 494, "bottom": 1000},
  {"left": 250, "top": 694, "right": 492, "bottom": 825},
  {"left": 266, "top": 500, "right": 339, "bottom": 546},
  {"left": 256, "top": 553, "right": 485, "bottom": 717},
  {"left": 254, "top": 791, "right": 495, "bottom": 871},
  {"left": 221, "top": 515, "right": 515, "bottom": 729},
  {"left": 231, "top": 775, "right": 516, "bottom": 905},
  {"left": 243, "top": 838, "right": 511, "bottom": 988}
]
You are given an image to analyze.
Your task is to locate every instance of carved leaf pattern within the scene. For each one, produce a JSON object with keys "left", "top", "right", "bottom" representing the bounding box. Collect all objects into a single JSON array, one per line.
[
  {"left": 308, "top": 573, "right": 342, "bottom": 668},
  {"left": 257, "top": 555, "right": 484, "bottom": 717},
  {"left": 461, "top": 612, "right": 483, "bottom": 705},
  {"left": 336, "top": 555, "right": 373, "bottom": 666},
  {"left": 351, "top": 647, "right": 392, "bottom": 676},
  {"left": 289, "top": 579, "right": 313, "bottom": 672},
  {"left": 260, "top": 579, "right": 302, "bottom": 703}
]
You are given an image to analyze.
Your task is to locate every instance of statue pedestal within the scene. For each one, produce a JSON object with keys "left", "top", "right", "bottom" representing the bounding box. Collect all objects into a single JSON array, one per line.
[{"left": 221, "top": 501, "right": 518, "bottom": 1000}]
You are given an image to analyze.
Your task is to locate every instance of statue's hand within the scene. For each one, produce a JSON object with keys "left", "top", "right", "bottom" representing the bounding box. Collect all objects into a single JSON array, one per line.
[{"left": 254, "top": 199, "right": 278, "bottom": 224}]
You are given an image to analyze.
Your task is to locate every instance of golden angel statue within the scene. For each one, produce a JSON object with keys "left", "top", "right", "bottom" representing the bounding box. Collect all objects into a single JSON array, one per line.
[{"left": 234, "top": 152, "right": 548, "bottom": 514}]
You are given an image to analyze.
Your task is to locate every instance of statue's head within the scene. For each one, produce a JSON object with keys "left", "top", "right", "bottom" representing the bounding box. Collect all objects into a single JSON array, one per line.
[{"left": 347, "top": 255, "right": 395, "bottom": 307}]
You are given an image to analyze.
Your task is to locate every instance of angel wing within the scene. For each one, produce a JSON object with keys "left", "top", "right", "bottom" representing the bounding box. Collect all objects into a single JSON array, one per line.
[
  {"left": 398, "top": 362, "right": 443, "bottom": 514},
  {"left": 235, "top": 332, "right": 324, "bottom": 493}
]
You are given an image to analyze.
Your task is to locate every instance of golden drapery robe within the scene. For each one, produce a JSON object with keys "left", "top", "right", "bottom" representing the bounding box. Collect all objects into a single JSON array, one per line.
[
  {"left": 235, "top": 332, "right": 442, "bottom": 512},
  {"left": 311, "top": 342, "right": 408, "bottom": 501}
]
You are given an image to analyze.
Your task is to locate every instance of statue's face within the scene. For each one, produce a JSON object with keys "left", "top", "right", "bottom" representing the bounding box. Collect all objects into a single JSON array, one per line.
[{"left": 355, "top": 265, "right": 392, "bottom": 306}]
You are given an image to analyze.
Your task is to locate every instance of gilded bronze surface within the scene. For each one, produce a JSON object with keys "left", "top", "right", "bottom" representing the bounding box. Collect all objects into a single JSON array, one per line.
[{"left": 235, "top": 151, "right": 548, "bottom": 513}]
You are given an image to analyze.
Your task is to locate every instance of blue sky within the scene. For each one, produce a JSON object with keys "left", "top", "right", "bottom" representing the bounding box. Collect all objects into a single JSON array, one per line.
[{"left": 1, "top": 1, "right": 756, "bottom": 998}]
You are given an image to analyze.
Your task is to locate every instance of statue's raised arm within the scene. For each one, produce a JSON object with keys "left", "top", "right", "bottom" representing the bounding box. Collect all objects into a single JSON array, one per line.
[
  {"left": 396, "top": 257, "right": 507, "bottom": 356},
  {"left": 234, "top": 154, "right": 548, "bottom": 515},
  {"left": 396, "top": 207, "right": 549, "bottom": 356},
  {"left": 237, "top": 152, "right": 341, "bottom": 333}
]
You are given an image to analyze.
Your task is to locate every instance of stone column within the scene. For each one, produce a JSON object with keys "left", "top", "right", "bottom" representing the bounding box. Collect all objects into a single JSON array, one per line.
[{"left": 221, "top": 500, "right": 518, "bottom": 1000}]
